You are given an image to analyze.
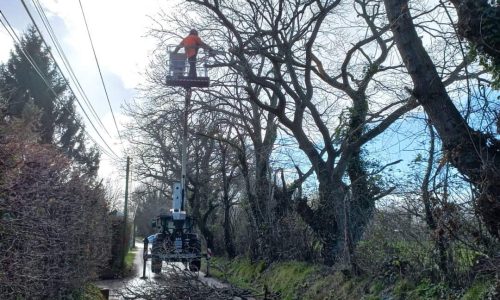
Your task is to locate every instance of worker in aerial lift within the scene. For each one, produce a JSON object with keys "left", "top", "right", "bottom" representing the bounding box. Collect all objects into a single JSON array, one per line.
[{"left": 173, "top": 29, "right": 214, "bottom": 78}]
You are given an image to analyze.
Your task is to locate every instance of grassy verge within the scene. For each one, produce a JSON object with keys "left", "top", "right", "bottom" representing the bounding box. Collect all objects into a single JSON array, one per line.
[
  {"left": 461, "top": 278, "right": 496, "bottom": 300},
  {"left": 123, "top": 248, "right": 137, "bottom": 277},
  {"left": 209, "top": 257, "right": 373, "bottom": 299},
  {"left": 75, "top": 283, "right": 106, "bottom": 300},
  {"left": 209, "top": 257, "right": 497, "bottom": 300}
]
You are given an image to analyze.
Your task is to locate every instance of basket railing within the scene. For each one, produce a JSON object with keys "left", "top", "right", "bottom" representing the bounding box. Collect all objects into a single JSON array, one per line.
[{"left": 166, "top": 45, "right": 209, "bottom": 78}]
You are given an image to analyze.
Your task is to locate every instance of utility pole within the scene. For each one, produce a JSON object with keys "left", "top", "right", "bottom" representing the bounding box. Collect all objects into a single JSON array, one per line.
[{"left": 122, "top": 156, "right": 130, "bottom": 270}]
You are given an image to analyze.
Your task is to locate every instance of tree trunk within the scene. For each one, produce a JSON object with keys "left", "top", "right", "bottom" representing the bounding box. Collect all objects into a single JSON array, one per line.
[
  {"left": 237, "top": 136, "right": 277, "bottom": 261},
  {"left": 254, "top": 149, "right": 276, "bottom": 261},
  {"left": 449, "top": 0, "right": 500, "bottom": 60},
  {"left": 346, "top": 93, "right": 376, "bottom": 249},
  {"left": 297, "top": 174, "right": 344, "bottom": 266},
  {"left": 237, "top": 147, "right": 260, "bottom": 259},
  {"left": 385, "top": 0, "right": 500, "bottom": 238},
  {"left": 220, "top": 144, "right": 236, "bottom": 258},
  {"left": 223, "top": 198, "right": 236, "bottom": 258},
  {"left": 201, "top": 207, "right": 215, "bottom": 250},
  {"left": 422, "top": 125, "right": 451, "bottom": 279}
]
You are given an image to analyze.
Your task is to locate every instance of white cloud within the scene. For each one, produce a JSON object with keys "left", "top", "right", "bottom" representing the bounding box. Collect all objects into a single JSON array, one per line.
[
  {"left": 40, "top": 0, "right": 165, "bottom": 89},
  {"left": 33, "top": 0, "right": 172, "bottom": 179},
  {"left": 0, "top": 26, "right": 14, "bottom": 63},
  {"left": 96, "top": 111, "right": 132, "bottom": 179}
]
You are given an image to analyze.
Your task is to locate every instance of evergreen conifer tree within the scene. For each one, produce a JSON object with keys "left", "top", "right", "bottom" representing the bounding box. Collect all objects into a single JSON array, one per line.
[{"left": 0, "top": 26, "right": 99, "bottom": 176}]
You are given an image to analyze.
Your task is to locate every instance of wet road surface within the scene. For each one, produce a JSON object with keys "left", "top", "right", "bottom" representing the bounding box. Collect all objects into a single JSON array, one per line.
[{"left": 94, "top": 242, "right": 230, "bottom": 299}]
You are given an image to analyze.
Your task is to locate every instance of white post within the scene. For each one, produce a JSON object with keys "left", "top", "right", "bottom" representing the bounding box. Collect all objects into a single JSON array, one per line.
[{"left": 181, "top": 88, "right": 191, "bottom": 210}]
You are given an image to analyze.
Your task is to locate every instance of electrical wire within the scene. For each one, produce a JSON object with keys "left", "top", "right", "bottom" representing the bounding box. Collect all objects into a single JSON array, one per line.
[
  {"left": 19, "top": 0, "right": 112, "bottom": 142},
  {"left": 78, "top": 0, "right": 124, "bottom": 145},
  {"left": 0, "top": 10, "right": 120, "bottom": 160},
  {"left": 27, "top": 0, "right": 111, "bottom": 138}
]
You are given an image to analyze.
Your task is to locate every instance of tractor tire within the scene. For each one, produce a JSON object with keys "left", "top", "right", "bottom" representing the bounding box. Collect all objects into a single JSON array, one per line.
[
  {"left": 189, "top": 259, "right": 201, "bottom": 272},
  {"left": 151, "top": 241, "right": 162, "bottom": 274}
]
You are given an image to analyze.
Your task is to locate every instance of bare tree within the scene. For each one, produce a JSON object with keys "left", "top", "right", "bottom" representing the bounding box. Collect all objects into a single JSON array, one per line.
[
  {"left": 177, "top": 0, "right": 414, "bottom": 265},
  {"left": 384, "top": 0, "right": 500, "bottom": 239},
  {"left": 175, "top": 0, "right": 494, "bottom": 265},
  {"left": 103, "top": 177, "right": 124, "bottom": 212}
]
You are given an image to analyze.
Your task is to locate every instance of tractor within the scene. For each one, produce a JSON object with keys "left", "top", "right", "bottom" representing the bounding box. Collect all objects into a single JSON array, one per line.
[
  {"left": 143, "top": 183, "right": 202, "bottom": 274},
  {"left": 141, "top": 45, "right": 218, "bottom": 277}
]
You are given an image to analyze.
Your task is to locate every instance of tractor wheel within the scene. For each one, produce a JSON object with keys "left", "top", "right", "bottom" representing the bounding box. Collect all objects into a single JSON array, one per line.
[
  {"left": 151, "top": 241, "right": 162, "bottom": 274},
  {"left": 189, "top": 259, "right": 201, "bottom": 272}
]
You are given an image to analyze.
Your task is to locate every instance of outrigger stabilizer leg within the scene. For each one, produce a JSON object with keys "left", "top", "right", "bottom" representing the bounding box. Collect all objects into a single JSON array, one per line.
[{"left": 141, "top": 237, "right": 148, "bottom": 279}]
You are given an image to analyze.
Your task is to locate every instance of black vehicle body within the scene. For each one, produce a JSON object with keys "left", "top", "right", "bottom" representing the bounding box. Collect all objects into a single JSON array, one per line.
[{"left": 149, "top": 212, "right": 201, "bottom": 273}]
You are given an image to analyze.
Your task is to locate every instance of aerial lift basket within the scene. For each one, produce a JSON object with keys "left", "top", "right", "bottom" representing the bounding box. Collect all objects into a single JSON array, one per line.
[{"left": 166, "top": 52, "right": 210, "bottom": 88}]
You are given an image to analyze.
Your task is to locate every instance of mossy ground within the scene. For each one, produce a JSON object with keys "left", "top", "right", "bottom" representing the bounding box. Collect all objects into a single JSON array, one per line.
[
  {"left": 74, "top": 283, "right": 106, "bottom": 300},
  {"left": 209, "top": 257, "right": 497, "bottom": 300}
]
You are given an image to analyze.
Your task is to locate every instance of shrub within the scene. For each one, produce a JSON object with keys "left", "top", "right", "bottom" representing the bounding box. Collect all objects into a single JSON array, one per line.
[{"left": 0, "top": 137, "right": 110, "bottom": 298}]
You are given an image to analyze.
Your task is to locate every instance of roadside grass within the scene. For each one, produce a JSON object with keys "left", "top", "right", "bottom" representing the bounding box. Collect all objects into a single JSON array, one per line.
[
  {"left": 264, "top": 261, "right": 319, "bottom": 299},
  {"left": 209, "top": 257, "right": 264, "bottom": 293},
  {"left": 210, "top": 257, "right": 373, "bottom": 299},
  {"left": 210, "top": 256, "right": 498, "bottom": 300},
  {"left": 75, "top": 283, "right": 106, "bottom": 300},
  {"left": 461, "top": 278, "right": 495, "bottom": 300},
  {"left": 123, "top": 248, "right": 137, "bottom": 276}
]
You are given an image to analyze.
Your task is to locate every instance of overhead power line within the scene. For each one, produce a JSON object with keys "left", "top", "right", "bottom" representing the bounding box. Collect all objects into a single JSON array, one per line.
[
  {"left": 78, "top": 0, "right": 124, "bottom": 145},
  {"left": 0, "top": 10, "right": 120, "bottom": 160},
  {"left": 19, "top": 0, "right": 111, "bottom": 140},
  {"left": 27, "top": 0, "right": 112, "bottom": 138}
]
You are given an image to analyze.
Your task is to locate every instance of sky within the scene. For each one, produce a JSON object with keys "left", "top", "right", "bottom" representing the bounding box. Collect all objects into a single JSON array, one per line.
[
  {"left": 0, "top": 0, "right": 429, "bottom": 195},
  {"left": 0, "top": 0, "right": 177, "bottom": 181},
  {"left": 1, "top": 1, "right": 491, "bottom": 199}
]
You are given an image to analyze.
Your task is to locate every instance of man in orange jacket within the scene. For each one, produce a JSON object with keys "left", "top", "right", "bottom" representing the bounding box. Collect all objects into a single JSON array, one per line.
[{"left": 173, "top": 29, "right": 213, "bottom": 78}]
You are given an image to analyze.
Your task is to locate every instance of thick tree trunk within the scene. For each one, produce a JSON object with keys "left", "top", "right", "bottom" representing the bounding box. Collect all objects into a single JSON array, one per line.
[
  {"left": 297, "top": 174, "right": 344, "bottom": 266},
  {"left": 237, "top": 146, "right": 272, "bottom": 260},
  {"left": 255, "top": 151, "right": 276, "bottom": 261},
  {"left": 237, "top": 149, "right": 260, "bottom": 259},
  {"left": 385, "top": 0, "right": 500, "bottom": 238},
  {"left": 296, "top": 92, "right": 376, "bottom": 266},
  {"left": 449, "top": 0, "right": 500, "bottom": 60},
  {"left": 189, "top": 190, "right": 216, "bottom": 250},
  {"left": 238, "top": 139, "right": 277, "bottom": 261},
  {"left": 348, "top": 152, "right": 376, "bottom": 245},
  {"left": 346, "top": 151, "right": 374, "bottom": 273},
  {"left": 200, "top": 208, "right": 215, "bottom": 250},
  {"left": 346, "top": 93, "right": 376, "bottom": 249}
]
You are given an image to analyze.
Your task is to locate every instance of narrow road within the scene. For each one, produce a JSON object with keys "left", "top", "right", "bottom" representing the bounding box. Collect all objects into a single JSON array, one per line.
[
  {"left": 94, "top": 240, "right": 230, "bottom": 299},
  {"left": 94, "top": 243, "right": 147, "bottom": 299}
]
